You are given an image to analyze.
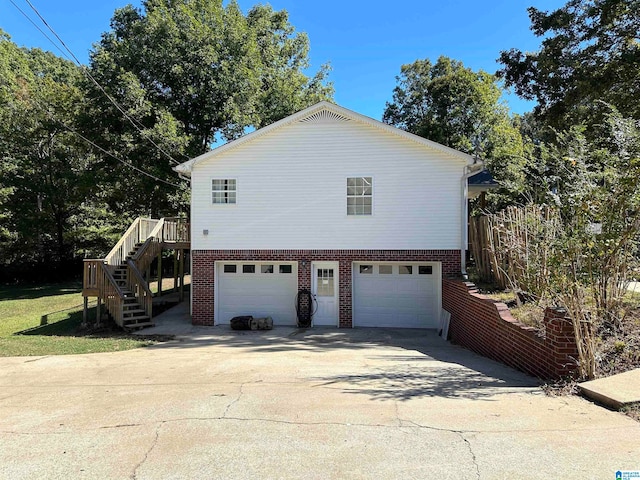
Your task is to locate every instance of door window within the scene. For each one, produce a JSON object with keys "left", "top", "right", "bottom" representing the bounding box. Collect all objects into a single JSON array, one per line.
[{"left": 316, "top": 268, "right": 335, "bottom": 296}]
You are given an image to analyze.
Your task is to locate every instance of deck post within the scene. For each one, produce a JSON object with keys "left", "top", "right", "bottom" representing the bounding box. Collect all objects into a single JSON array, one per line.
[
  {"left": 179, "top": 248, "right": 185, "bottom": 302},
  {"left": 178, "top": 248, "right": 184, "bottom": 302},
  {"left": 95, "top": 297, "right": 102, "bottom": 327},
  {"left": 82, "top": 297, "right": 88, "bottom": 327},
  {"left": 173, "top": 250, "right": 178, "bottom": 293},
  {"left": 157, "top": 251, "right": 163, "bottom": 297}
]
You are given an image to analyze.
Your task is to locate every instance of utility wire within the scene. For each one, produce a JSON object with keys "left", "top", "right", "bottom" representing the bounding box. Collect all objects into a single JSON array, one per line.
[
  {"left": 7, "top": 0, "right": 70, "bottom": 61},
  {"left": 8, "top": 0, "right": 184, "bottom": 187},
  {"left": 18, "top": 0, "right": 188, "bottom": 166},
  {"left": 60, "top": 120, "right": 184, "bottom": 188},
  {"left": 20, "top": 83, "right": 185, "bottom": 188}
]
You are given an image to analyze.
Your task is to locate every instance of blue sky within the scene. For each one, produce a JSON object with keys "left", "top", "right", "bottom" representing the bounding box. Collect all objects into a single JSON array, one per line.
[{"left": 1, "top": 0, "right": 566, "bottom": 119}]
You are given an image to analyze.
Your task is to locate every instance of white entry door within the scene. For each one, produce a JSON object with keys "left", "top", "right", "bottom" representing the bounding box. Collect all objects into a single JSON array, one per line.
[{"left": 312, "top": 262, "right": 339, "bottom": 326}]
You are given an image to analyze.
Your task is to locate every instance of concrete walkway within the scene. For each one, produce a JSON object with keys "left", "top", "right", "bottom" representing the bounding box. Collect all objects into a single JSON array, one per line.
[
  {"left": 1, "top": 321, "right": 639, "bottom": 478},
  {"left": 580, "top": 369, "right": 640, "bottom": 409},
  {"left": 138, "top": 300, "right": 195, "bottom": 336}
]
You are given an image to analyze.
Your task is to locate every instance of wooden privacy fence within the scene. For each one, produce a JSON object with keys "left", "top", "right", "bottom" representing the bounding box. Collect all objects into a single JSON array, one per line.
[{"left": 469, "top": 205, "right": 561, "bottom": 294}]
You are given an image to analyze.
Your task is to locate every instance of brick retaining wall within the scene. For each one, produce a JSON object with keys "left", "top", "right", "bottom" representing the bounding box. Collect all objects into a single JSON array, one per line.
[{"left": 442, "top": 279, "right": 578, "bottom": 379}]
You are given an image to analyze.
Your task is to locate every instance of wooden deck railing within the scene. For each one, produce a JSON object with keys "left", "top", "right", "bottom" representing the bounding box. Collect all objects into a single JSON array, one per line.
[
  {"left": 83, "top": 216, "right": 190, "bottom": 325},
  {"left": 105, "top": 218, "right": 160, "bottom": 266},
  {"left": 163, "top": 217, "right": 190, "bottom": 243},
  {"left": 84, "top": 259, "right": 125, "bottom": 325},
  {"left": 100, "top": 265, "right": 125, "bottom": 327},
  {"left": 83, "top": 259, "right": 101, "bottom": 296},
  {"left": 132, "top": 237, "right": 164, "bottom": 280},
  {"left": 127, "top": 260, "right": 153, "bottom": 319}
]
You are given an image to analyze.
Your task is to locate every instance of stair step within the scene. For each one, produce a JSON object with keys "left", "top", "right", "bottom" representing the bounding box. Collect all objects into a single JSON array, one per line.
[
  {"left": 123, "top": 315, "right": 151, "bottom": 325},
  {"left": 124, "top": 309, "right": 146, "bottom": 316},
  {"left": 124, "top": 322, "right": 155, "bottom": 331}
]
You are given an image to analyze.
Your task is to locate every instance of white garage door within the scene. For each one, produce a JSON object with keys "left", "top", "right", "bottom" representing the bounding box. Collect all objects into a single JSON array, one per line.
[
  {"left": 216, "top": 262, "right": 298, "bottom": 325},
  {"left": 353, "top": 262, "right": 440, "bottom": 328}
]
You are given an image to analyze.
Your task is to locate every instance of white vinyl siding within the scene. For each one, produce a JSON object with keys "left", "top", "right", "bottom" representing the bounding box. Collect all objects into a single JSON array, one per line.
[{"left": 191, "top": 119, "right": 466, "bottom": 250}]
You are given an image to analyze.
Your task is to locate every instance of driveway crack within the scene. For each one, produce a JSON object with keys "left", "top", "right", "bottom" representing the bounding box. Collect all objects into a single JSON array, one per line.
[
  {"left": 459, "top": 433, "right": 480, "bottom": 479},
  {"left": 131, "top": 422, "right": 162, "bottom": 480},
  {"left": 394, "top": 401, "right": 402, "bottom": 427},
  {"left": 222, "top": 383, "right": 244, "bottom": 418}
]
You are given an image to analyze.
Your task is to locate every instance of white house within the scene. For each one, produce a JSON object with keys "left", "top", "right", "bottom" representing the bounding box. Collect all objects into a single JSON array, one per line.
[{"left": 175, "top": 102, "right": 482, "bottom": 328}]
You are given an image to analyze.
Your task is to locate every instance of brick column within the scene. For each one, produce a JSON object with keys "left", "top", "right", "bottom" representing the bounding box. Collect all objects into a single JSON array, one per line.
[
  {"left": 339, "top": 259, "right": 352, "bottom": 328},
  {"left": 544, "top": 307, "right": 579, "bottom": 377},
  {"left": 192, "top": 251, "right": 214, "bottom": 325}
]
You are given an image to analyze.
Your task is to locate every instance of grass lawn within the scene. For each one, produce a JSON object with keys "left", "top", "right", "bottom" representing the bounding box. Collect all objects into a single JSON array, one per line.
[{"left": 0, "top": 282, "right": 158, "bottom": 357}]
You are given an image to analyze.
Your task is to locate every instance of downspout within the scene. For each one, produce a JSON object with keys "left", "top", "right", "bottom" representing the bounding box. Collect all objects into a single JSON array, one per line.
[{"left": 461, "top": 161, "right": 484, "bottom": 279}]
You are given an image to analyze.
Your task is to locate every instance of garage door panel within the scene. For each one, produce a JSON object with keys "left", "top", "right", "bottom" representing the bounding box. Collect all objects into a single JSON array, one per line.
[
  {"left": 354, "top": 262, "right": 440, "bottom": 329},
  {"left": 217, "top": 262, "right": 297, "bottom": 326}
]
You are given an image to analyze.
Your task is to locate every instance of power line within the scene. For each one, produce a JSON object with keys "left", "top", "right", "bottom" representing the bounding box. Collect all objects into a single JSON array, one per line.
[
  {"left": 17, "top": 0, "right": 188, "bottom": 166},
  {"left": 61, "top": 121, "right": 184, "bottom": 188},
  {"left": 23, "top": 91, "right": 185, "bottom": 188},
  {"left": 7, "top": 0, "right": 70, "bottom": 61},
  {"left": 7, "top": 1, "right": 185, "bottom": 188}
]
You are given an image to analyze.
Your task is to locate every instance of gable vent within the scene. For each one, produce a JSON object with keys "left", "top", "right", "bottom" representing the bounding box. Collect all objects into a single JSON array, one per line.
[{"left": 298, "top": 109, "right": 351, "bottom": 124}]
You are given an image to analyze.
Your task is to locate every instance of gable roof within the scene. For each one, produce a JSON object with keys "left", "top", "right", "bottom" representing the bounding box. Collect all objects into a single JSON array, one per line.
[
  {"left": 174, "top": 101, "right": 475, "bottom": 175},
  {"left": 468, "top": 169, "right": 498, "bottom": 188}
]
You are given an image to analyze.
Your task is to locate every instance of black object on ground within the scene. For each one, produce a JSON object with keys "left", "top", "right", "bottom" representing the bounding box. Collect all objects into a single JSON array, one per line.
[{"left": 230, "top": 316, "right": 254, "bottom": 330}]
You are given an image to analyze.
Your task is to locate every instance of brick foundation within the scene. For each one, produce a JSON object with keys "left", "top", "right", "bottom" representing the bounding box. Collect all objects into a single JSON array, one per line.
[
  {"left": 191, "top": 249, "right": 461, "bottom": 327},
  {"left": 442, "top": 279, "right": 579, "bottom": 379}
]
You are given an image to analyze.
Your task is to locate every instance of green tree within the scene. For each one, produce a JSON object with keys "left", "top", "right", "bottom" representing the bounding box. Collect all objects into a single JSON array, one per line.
[
  {"left": 498, "top": 0, "right": 640, "bottom": 132},
  {"left": 83, "top": 0, "right": 332, "bottom": 219},
  {"left": 0, "top": 32, "right": 99, "bottom": 275},
  {"left": 383, "top": 56, "right": 528, "bottom": 208},
  {"left": 545, "top": 111, "right": 640, "bottom": 378},
  {"left": 88, "top": 0, "right": 333, "bottom": 156}
]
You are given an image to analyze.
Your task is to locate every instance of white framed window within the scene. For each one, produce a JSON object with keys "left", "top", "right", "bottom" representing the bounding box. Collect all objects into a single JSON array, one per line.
[
  {"left": 212, "top": 179, "right": 236, "bottom": 204},
  {"left": 279, "top": 265, "right": 292, "bottom": 274},
  {"left": 347, "top": 177, "right": 372, "bottom": 215},
  {"left": 379, "top": 265, "right": 393, "bottom": 274}
]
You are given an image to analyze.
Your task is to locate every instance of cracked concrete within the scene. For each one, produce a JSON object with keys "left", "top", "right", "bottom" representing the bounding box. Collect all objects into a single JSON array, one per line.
[
  {"left": 0, "top": 327, "right": 638, "bottom": 479},
  {"left": 460, "top": 434, "right": 480, "bottom": 480},
  {"left": 222, "top": 383, "right": 245, "bottom": 418},
  {"left": 131, "top": 422, "right": 162, "bottom": 480}
]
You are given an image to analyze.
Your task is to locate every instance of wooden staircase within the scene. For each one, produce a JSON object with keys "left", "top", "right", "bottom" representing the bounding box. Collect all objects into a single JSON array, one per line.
[
  {"left": 112, "top": 244, "right": 153, "bottom": 329},
  {"left": 82, "top": 217, "right": 190, "bottom": 331}
]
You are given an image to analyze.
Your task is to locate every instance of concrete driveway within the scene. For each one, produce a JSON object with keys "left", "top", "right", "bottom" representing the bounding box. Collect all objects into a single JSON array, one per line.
[{"left": 0, "top": 328, "right": 638, "bottom": 480}]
